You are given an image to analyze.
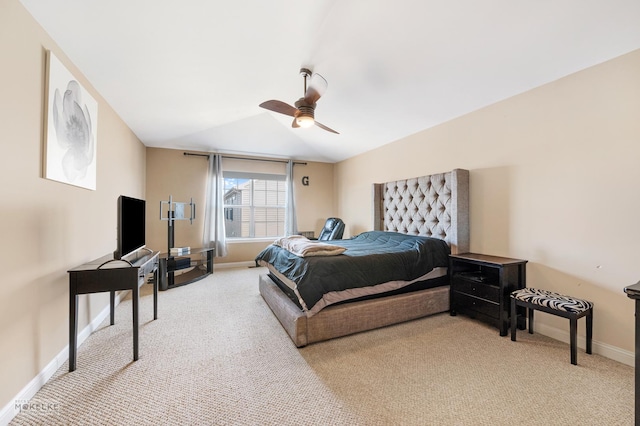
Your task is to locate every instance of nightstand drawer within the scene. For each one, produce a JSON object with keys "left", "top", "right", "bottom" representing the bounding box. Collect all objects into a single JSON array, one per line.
[
  {"left": 454, "top": 292, "right": 500, "bottom": 319},
  {"left": 452, "top": 277, "right": 500, "bottom": 302}
]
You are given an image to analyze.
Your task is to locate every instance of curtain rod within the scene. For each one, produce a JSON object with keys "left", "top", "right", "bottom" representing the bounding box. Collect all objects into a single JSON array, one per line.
[{"left": 183, "top": 152, "right": 307, "bottom": 165}]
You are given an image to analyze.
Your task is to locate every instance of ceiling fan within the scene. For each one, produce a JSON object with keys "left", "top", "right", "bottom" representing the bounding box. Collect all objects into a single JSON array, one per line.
[{"left": 259, "top": 68, "right": 339, "bottom": 134}]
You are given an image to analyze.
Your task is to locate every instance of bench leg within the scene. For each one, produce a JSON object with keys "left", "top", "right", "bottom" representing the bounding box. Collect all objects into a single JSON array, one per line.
[
  {"left": 528, "top": 308, "right": 534, "bottom": 334},
  {"left": 570, "top": 316, "right": 578, "bottom": 365},
  {"left": 511, "top": 298, "right": 517, "bottom": 341},
  {"left": 586, "top": 309, "right": 593, "bottom": 355}
]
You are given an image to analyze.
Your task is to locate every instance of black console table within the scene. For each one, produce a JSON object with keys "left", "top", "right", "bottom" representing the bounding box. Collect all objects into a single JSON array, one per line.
[
  {"left": 624, "top": 281, "right": 640, "bottom": 425},
  {"left": 67, "top": 249, "right": 159, "bottom": 371},
  {"left": 158, "top": 247, "right": 214, "bottom": 291}
]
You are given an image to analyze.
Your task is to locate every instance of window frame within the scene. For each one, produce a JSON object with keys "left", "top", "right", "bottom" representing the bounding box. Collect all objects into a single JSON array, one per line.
[{"left": 223, "top": 171, "right": 286, "bottom": 240}]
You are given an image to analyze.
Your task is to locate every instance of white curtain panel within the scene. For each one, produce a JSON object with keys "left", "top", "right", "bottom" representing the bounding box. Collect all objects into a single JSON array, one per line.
[
  {"left": 203, "top": 154, "right": 228, "bottom": 257},
  {"left": 285, "top": 160, "right": 298, "bottom": 236}
]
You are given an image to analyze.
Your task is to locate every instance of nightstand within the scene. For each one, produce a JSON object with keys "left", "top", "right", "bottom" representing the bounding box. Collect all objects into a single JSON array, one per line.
[{"left": 449, "top": 253, "right": 527, "bottom": 336}]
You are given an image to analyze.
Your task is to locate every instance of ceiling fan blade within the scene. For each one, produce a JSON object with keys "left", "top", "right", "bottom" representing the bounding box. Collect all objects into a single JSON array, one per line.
[
  {"left": 259, "top": 100, "right": 298, "bottom": 117},
  {"left": 314, "top": 120, "right": 339, "bottom": 134},
  {"left": 304, "top": 73, "right": 328, "bottom": 104},
  {"left": 291, "top": 118, "right": 300, "bottom": 128}
]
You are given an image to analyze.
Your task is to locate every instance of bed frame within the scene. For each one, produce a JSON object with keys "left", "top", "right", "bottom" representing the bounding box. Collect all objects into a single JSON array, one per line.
[{"left": 259, "top": 168, "right": 470, "bottom": 347}]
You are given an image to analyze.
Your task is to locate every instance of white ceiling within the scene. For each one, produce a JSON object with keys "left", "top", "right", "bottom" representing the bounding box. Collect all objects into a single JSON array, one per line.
[{"left": 20, "top": 0, "right": 640, "bottom": 163}]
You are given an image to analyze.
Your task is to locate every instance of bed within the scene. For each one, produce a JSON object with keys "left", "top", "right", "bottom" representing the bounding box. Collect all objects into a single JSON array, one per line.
[{"left": 257, "top": 168, "right": 470, "bottom": 347}]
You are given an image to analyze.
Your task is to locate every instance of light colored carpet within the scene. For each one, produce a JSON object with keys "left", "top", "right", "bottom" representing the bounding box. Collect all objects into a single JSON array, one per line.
[{"left": 10, "top": 266, "right": 634, "bottom": 425}]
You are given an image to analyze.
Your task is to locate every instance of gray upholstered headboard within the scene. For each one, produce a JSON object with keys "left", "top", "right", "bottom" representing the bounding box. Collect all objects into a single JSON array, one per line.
[{"left": 372, "top": 168, "right": 469, "bottom": 254}]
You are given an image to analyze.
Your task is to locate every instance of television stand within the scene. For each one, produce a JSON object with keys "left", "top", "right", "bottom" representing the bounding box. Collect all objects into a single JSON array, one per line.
[{"left": 158, "top": 247, "right": 214, "bottom": 291}]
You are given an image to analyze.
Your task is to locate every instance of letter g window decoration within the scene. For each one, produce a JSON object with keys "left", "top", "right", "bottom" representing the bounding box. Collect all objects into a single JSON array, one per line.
[{"left": 302, "top": 176, "right": 310, "bottom": 186}]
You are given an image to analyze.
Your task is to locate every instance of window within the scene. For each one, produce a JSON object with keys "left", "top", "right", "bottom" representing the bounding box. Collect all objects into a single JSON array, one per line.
[{"left": 223, "top": 172, "right": 286, "bottom": 238}]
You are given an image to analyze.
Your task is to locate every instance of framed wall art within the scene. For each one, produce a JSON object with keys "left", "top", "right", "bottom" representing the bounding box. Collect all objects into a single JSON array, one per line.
[{"left": 44, "top": 51, "right": 98, "bottom": 190}]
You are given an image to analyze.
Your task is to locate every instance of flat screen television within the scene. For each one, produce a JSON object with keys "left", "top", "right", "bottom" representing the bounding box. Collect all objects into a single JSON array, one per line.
[{"left": 115, "top": 195, "right": 146, "bottom": 260}]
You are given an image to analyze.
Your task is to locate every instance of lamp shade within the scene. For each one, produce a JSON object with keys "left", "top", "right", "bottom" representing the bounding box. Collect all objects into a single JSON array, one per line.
[{"left": 296, "top": 115, "right": 314, "bottom": 128}]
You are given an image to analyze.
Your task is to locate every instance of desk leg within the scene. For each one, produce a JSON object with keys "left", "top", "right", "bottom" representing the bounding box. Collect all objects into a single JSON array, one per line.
[
  {"left": 153, "top": 269, "right": 158, "bottom": 320},
  {"left": 110, "top": 291, "right": 115, "bottom": 325},
  {"left": 133, "top": 285, "right": 139, "bottom": 361},
  {"left": 69, "top": 292, "right": 78, "bottom": 372},
  {"left": 634, "top": 299, "right": 640, "bottom": 425}
]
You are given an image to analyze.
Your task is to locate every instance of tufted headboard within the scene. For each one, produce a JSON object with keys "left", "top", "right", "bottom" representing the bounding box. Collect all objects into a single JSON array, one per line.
[{"left": 372, "top": 168, "right": 469, "bottom": 254}]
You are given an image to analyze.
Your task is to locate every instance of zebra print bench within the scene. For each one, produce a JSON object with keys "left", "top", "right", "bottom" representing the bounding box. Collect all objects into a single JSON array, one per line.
[{"left": 510, "top": 288, "right": 593, "bottom": 365}]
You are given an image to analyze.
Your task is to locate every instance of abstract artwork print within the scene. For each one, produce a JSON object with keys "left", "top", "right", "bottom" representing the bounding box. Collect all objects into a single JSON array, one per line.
[{"left": 45, "top": 51, "right": 98, "bottom": 190}]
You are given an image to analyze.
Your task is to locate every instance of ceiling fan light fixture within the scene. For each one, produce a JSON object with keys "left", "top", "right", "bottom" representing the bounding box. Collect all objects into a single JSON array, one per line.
[
  {"left": 295, "top": 103, "right": 315, "bottom": 128},
  {"left": 296, "top": 114, "right": 314, "bottom": 128},
  {"left": 258, "top": 68, "right": 338, "bottom": 133}
]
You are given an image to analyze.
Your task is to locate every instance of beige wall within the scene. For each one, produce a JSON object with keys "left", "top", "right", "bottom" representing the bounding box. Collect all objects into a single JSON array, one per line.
[
  {"left": 336, "top": 49, "right": 640, "bottom": 356},
  {"left": 1, "top": 0, "right": 147, "bottom": 412},
  {"left": 145, "top": 148, "right": 335, "bottom": 263},
  {"left": 145, "top": 149, "right": 209, "bottom": 253}
]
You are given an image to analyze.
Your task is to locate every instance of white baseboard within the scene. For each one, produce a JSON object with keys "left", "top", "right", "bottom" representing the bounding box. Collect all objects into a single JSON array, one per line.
[
  {"left": 0, "top": 291, "right": 130, "bottom": 426},
  {"left": 534, "top": 322, "right": 634, "bottom": 366},
  {"left": 214, "top": 260, "right": 257, "bottom": 269}
]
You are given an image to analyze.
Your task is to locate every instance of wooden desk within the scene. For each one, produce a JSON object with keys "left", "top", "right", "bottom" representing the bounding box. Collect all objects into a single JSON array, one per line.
[{"left": 68, "top": 250, "right": 159, "bottom": 371}]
